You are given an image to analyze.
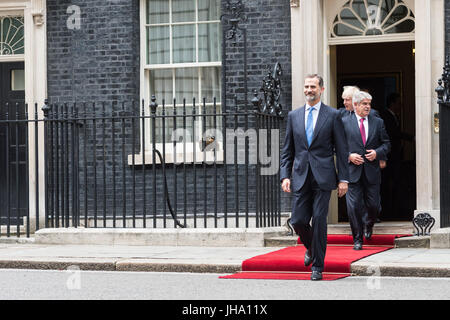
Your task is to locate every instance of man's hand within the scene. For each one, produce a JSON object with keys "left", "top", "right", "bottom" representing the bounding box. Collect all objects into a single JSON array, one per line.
[
  {"left": 281, "top": 178, "right": 291, "bottom": 193},
  {"left": 379, "top": 160, "right": 386, "bottom": 169},
  {"left": 365, "top": 149, "right": 377, "bottom": 161},
  {"left": 338, "top": 182, "right": 348, "bottom": 197},
  {"left": 349, "top": 153, "right": 364, "bottom": 165}
]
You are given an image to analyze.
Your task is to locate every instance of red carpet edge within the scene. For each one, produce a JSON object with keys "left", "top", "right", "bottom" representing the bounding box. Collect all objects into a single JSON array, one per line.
[{"left": 220, "top": 234, "right": 410, "bottom": 281}]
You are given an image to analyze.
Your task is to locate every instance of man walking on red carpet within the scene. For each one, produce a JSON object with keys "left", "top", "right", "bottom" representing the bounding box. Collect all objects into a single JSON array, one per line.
[
  {"left": 280, "top": 74, "right": 349, "bottom": 281},
  {"left": 341, "top": 91, "right": 390, "bottom": 250}
]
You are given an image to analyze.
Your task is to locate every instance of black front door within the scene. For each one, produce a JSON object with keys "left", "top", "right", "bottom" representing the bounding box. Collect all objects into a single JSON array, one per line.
[{"left": 0, "top": 62, "right": 27, "bottom": 225}]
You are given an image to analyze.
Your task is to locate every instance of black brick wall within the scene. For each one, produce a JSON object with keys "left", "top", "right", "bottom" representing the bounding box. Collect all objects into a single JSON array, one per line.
[
  {"left": 45, "top": 0, "right": 292, "bottom": 226},
  {"left": 221, "top": 0, "right": 292, "bottom": 213},
  {"left": 47, "top": 0, "right": 140, "bottom": 104},
  {"left": 221, "top": 0, "right": 292, "bottom": 112}
]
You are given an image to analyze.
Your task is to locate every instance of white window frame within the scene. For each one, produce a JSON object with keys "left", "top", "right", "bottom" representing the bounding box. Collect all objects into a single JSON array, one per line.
[
  {"left": 135, "top": 0, "right": 223, "bottom": 165},
  {"left": 0, "top": 11, "right": 25, "bottom": 62},
  {"left": 327, "top": 0, "right": 415, "bottom": 45}
]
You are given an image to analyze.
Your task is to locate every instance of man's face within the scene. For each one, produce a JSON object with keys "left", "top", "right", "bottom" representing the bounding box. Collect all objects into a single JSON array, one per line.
[
  {"left": 355, "top": 98, "right": 371, "bottom": 118},
  {"left": 342, "top": 96, "right": 354, "bottom": 111},
  {"left": 304, "top": 77, "right": 324, "bottom": 104}
]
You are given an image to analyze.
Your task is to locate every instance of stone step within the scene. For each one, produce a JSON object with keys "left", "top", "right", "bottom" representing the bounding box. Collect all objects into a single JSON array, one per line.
[
  {"left": 266, "top": 222, "right": 415, "bottom": 247},
  {"left": 326, "top": 222, "right": 414, "bottom": 235},
  {"left": 394, "top": 236, "right": 430, "bottom": 248}
]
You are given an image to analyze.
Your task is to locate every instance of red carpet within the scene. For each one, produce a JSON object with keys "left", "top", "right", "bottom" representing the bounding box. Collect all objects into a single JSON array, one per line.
[
  {"left": 220, "top": 234, "right": 410, "bottom": 281},
  {"left": 297, "top": 234, "right": 409, "bottom": 246}
]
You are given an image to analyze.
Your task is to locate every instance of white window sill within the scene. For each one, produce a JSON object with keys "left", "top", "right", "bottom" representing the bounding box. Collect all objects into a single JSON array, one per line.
[{"left": 128, "top": 142, "right": 224, "bottom": 165}]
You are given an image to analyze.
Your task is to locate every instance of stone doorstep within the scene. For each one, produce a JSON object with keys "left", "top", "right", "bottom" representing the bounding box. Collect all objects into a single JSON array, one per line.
[
  {"left": 34, "top": 227, "right": 289, "bottom": 247},
  {"left": 394, "top": 236, "right": 430, "bottom": 248},
  {"left": 265, "top": 223, "right": 417, "bottom": 247},
  {"left": 265, "top": 236, "right": 431, "bottom": 248},
  {"left": 430, "top": 228, "right": 450, "bottom": 249}
]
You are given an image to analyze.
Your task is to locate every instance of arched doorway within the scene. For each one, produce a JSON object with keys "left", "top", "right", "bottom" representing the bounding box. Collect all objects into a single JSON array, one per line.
[
  {"left": 326, "top": 0, "right": 416, "bottom": 222},
  {"left": 290, "top": 0, "right": 444, "bottom": 226}
]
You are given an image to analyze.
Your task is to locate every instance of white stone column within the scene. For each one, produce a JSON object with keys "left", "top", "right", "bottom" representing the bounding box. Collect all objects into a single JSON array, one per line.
[
  {"left": 26, "top": 0, "right": 47, "bottom": 232},
  {"left": 414, "top": 0, "right": 444, "bottom": 229},
  {"left": 290, "top": 0, "right": 339, "bottom": 223},
  {"left": 291, "top": 0, "right": 325, "bottom": 108}
]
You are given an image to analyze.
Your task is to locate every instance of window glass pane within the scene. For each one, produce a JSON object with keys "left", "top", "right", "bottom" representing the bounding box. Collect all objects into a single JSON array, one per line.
[
  {"left": 175, "top": 68, "right": 198, "bottom": 104},
  {"left": 351, "top": 0, "right": 367, "bottom": 21},
  {"left": 11, "top": 69, "right": 25, "bottom": 91},
  {"left": 383, "top": 4, "right": 409, "bottom": 29},
  {"left": 156, "top": 105, "right": 195, "bottom": 143},
  {"left": 200, "top": 66, "right": 221, "bottom": 103},
  {"left": 147, "top": 0, "right": 169, "bottom": 24},
  {"left": 334, "top": 24, "right": 361, "bottom": 36},
  {"left": 172, "top": 0, "right": 196, "bottom": 23},
  {"left": 384, "top": 19, "right": 414, "bottom": 34},
  {"left": 173, "top": 24, "right": 195, "bottom": 63},
  {"left": 379, "top": 0, "right": 396, "bottom": 25},
  {"left": 203, "top": 104, "right": 222, "bottom": 143},
  {"left": 150, "top": 69, "right": 173, "bottom": 105},
  {"left": 147, "top": 26, "right": 170, "bottom": 64},
  {"left": 198, "top": 0, "right": 220, "bottom": 21},
  {"left": 339, "top": 8, "right": 364, "bottom": 31},
  {"left": 0, "top": 17, "right": 24, "bottom": 55},
  {"left": 198, "top": 23, "right": 221, "bottom": 62}
]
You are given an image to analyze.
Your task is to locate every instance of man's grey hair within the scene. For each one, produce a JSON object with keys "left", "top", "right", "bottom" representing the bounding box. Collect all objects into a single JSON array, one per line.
[
  {"left": 352, "top": 90, "right": 372, "bottom": 105},
  {"left": 342, "top": 85, "right": 360, "bottom": 99}
]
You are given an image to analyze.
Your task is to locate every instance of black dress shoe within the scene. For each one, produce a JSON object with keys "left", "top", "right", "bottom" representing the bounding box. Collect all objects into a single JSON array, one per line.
[
  {"left": 311, "top": 271, "right": 323, "bottom": 281},
  {"left": 304, "top": 249, "right": 312, "bottom": 267},
  {"left": 353, "top": 242, "right": 362, "bottom": 250},
  {"left": 364, "top": 228, "right": 373, "bottom": 240}
]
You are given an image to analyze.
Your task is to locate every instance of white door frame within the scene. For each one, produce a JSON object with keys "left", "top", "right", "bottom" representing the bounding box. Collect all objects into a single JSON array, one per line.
[
  {"left": 0, "top": 0, "right": 47, "bottom": 231},
  {"left": 290, "top": 0, "right": 444, "bottom": 227}
]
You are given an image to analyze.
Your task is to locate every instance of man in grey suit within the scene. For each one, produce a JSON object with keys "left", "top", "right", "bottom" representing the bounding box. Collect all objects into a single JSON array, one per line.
[
  {"left": 342, "top": 91, "right": 390, "bottom": 250},
  {"left": 280, "top": 74, "right": 349, "bottom": 281}
]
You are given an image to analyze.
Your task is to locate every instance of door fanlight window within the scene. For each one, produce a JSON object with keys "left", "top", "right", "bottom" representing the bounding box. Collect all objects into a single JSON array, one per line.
[
  {"left": 331, "top": 0, "right": 414, "bottom": 38},
  {"left": 0, "top": 16, "right": 24, "bottom": 55}
]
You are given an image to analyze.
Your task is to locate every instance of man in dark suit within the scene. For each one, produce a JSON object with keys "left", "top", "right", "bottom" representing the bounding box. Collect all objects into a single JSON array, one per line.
[
  {"left": 339, "top": 86, "right": 386, "bottom": 224},
  {"left": 280, "top": 74, "right": 349, "bottom": 281},
  {"left": 342, "top": 91, "right": 390, "bottom": 250}
]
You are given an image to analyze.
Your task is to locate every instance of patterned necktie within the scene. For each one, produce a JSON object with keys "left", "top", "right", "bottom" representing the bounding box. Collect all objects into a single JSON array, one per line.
[
  {"left": 306, "top": 107, "right": 315, "bottom": 146},
  {"left": 360, "top": 118, "right": 366, "bottom": 145}
]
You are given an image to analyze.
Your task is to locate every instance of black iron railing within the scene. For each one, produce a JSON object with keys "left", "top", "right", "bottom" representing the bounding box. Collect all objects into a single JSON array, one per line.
[
  {"left": 41, "top": 96, "right": 283, "bottom": 230},
  {"left": 0, "top": 96, "right": 283, "bottom": 236}
]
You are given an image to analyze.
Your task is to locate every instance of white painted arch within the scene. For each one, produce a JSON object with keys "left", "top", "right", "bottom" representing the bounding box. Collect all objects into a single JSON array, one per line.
[{"left": 290, "top": 0, "right": 444, "bottom": 226}]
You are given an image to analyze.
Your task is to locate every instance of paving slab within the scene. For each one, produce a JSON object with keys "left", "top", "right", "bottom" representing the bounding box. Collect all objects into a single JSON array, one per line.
[
  {"left": 0, "top": 243, "right": 276, "bottom": 273},
  {"left": 351, "top": 248, "right": 450, "bottom": 277}
]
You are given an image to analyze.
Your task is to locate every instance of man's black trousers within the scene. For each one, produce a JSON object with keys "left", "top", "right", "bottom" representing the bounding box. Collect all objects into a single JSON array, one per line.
[{"left": 290, "top": 168, "right": 331, "bottom": 272}]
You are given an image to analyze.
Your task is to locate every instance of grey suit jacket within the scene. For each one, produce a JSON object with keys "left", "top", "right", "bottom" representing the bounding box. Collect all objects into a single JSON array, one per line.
[
  {"left": 280, "top": 103, "right": 349, "bottom": 191},
  {"left": 342, "top": 113, "right": 391, "bottom": 185}
]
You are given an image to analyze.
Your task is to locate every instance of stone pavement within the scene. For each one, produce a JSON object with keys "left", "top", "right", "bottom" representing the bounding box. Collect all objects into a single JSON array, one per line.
[{"left": 0, "top": 239, "right": 449, "bottom": 278}]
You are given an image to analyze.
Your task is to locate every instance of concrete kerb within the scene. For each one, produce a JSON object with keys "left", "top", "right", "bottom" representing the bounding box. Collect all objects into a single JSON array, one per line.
[
  {"left": 351, "top": 261, "right": 450, "bottom": 278},
  {"left": 34, "top": 227, "right": 289, "bottom": 247}
]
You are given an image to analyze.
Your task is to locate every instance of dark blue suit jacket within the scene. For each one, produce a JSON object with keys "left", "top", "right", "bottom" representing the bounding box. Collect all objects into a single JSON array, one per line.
[
  {"left": 342, "top": 113, "right": 391, "bottom": 185},
  {"left": 280, "top": 103, "right": 349, "bottom": 192}
]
